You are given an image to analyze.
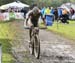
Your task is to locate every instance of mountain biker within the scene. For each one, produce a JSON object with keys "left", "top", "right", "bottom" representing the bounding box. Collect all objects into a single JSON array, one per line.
[{"left": 25, "top": 4, "right": 46, "bottom": 41}]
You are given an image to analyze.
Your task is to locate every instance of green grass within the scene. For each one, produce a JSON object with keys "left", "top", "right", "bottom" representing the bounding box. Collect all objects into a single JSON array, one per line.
[
  {"left": 0, "top": 21, "right": 15, "bottom": 63},
  {"left": 47, "top": 20, "right": 75, "bottom": 41},
  {"left": 1, "top": 39, "right": 14, "bottom": 63}
]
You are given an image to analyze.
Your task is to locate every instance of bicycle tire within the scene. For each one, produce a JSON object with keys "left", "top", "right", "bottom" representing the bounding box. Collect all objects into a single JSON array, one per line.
[
  {"left": 29, "top": 36, "right": 34, "bottom": 55},
  {"left": 34, "top": 35, "right": 40, "bottom": 59}
]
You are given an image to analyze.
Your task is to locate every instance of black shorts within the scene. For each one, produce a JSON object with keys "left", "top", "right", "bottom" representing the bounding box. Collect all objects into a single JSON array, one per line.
[{"left": 31, "top": 20, "right": 38, "bottom": 27}]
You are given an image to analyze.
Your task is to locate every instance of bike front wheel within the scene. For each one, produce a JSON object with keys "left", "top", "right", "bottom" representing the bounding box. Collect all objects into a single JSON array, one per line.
[{"left": 34, "top": 36, "right": 40, "bottom": 59}]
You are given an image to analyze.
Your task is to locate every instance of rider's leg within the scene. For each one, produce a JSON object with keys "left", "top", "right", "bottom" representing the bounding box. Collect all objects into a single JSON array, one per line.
[
  {"left": 29, "top": 27, "right": 32, "bottom": 41},
  {"left": 29, "top": 26, "right": 32, "bottom": 48}
]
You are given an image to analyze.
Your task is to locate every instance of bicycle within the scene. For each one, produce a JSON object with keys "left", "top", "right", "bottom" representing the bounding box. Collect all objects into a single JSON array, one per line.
[
  {"left": 25, "top": 25, "right": 46, "bottom": 59},
  {"left": 29, "top": 26, "right": 40, "bottom": 59}
]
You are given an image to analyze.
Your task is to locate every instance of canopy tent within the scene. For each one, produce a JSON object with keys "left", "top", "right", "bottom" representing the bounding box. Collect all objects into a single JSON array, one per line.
[
  {"left": 60, "top": 5, "right": 70, "bottom": 12},
  {"left": 65, "top": 3, "right": 75, "bottom": 10},
  {"left": 60, "top": 3, "right": 75, "bottom": 12},
  {"left": 0, "top": 1, "right": 29, "bottom": 10},
  {"left": 0, "top": 5, "right": 9, "bottom": 10},
  {"left": 60, "top": 3, "right": 71, "bottom": 12},
  {"left": 71, "top": 4, "right": 75, "bottom": 10}
]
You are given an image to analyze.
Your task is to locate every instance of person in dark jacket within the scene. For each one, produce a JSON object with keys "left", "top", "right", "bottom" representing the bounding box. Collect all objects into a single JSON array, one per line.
[
  {"left": 53, "top": 8, "right": 58, "bottom": 20},
  {"left": 61, "top": 8, "right": 69, "bottom": 24},
  {"left": 70, "top": 7, "right": 75, "bottom": 16},
  {"left": 21, "top": 7, "right": 28, "bottom": 18}
]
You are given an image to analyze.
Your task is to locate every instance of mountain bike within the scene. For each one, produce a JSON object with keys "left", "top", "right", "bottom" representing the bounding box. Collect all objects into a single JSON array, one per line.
[
  {"left": 25, "top": 25, "right": 46, "bottom": 59},
  {"left": 29, "top": 26, "right": 40, "bottom": 59}
]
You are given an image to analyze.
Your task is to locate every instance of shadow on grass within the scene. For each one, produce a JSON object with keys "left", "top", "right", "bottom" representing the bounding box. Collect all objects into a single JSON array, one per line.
[
  {"left": 0, "top": 19, "right": 15, "bottom": 24},
  {"left": 0, "top": 38, "right": 15, "bottom": 63},
  {"left": 0, "top": 19, "right": 24, "bottom": 24},
  {"left": 2, "top": 61, "right": 15, "bottom": 63}
]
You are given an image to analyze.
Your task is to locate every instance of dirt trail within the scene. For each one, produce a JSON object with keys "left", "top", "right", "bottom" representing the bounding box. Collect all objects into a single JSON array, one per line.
[{"left": 11, "top": 21, "right": 75, "bottom": 63}]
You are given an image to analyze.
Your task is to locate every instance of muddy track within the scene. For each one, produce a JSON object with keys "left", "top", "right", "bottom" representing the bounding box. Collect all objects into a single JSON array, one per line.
[{"left": 10, "top": 21, "right": 75, "bottom": 63}]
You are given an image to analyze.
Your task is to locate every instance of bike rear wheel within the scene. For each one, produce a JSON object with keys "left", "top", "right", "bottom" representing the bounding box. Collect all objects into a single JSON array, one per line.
[{"left": 29, "top": 36, "right": 34, "bottom": 55}]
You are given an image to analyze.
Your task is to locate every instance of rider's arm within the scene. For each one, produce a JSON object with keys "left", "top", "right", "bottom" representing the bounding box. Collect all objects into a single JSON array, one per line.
[
  {"left": 26, "top": 11, "right": 31, "bottom": 26},
  {"left": 26, "top": 17, "right": 29, "bottom": 26}
]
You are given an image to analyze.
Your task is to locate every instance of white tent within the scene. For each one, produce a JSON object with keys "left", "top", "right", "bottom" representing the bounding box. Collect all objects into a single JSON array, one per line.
[
  {"left": 71, "top": 4, "right": 75, "bottom": 10},
  {"left": 60, "top": 3, "right": 75, "bottom": 11},
  {"left": 60, "top": 3, "right": 71, "bottom": 12},
  {"left": 0, "top": 1, "right": 29, "bottom": 10},
  {"left": 0, "top": 5, "right": 6, "bottom": 10},
  {"left": 7, "top": 1, "right": 29, "bottom": 8},
  {"left": 60, "top": 4, "right": 70, "bottom": 12},
  {"left": 0, "top": 4, "right": 9, "bottom": 10}
]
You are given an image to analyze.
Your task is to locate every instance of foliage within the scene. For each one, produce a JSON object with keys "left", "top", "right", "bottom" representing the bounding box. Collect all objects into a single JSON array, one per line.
[{"left": 0, "top": 0, "right": 74, "bottom": 7}]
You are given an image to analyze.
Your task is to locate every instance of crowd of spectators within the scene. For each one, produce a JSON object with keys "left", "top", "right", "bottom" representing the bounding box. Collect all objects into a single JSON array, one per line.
[{"left": 41, "top": 7, "right": 75, "bottom": 24}]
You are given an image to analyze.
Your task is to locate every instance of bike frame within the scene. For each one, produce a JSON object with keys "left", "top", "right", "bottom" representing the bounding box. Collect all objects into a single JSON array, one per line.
[{"left": 30, "top": 27, "right": 40, "bottom": 59}]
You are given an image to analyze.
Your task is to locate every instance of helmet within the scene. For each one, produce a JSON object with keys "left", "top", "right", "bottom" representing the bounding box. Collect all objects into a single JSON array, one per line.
[
  {"left": 32, "top": 7, "right": 40, "bottom": 14},
  {"left": 30, "top": 4, "right": 37, "bottom": 10}
]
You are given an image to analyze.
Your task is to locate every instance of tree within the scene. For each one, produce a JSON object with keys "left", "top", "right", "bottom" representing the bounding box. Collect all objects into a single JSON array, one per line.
[{"left": 0, "top": 0, "right": 74, "bottom": 7}]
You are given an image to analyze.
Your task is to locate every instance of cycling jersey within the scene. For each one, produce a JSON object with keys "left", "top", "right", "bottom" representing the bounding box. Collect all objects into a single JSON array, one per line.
[{"left": 27, "top": 10, "right": 43, "bottom": 27}]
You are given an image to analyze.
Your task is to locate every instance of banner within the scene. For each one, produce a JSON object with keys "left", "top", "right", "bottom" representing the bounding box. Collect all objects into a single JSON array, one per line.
[
  {"left": 9, "top": 12, "right": 15, "bottom": 19},
  {"left": 15, "top": 12, "right": 24, "bottom": 19},
  {"left": 0, "top": 12, "right": 24, "bottom": 21},
  {"left": 0, "top": 13, "right": 5, "bottom": 21}
]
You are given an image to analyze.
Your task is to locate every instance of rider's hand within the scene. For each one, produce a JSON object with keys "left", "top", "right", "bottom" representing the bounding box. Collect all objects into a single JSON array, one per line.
[
  {"left": 29, "top": 23, "right": 33, "bottom": 27},
  {"left": 26, "top": 21, "right": 33, "bottom": 27},
  {"left": 26, "top": 22, "right": 28, "bottom": 26}
]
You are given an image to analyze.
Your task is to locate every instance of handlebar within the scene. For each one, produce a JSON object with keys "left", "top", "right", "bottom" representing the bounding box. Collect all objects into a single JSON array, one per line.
[
  {"left": 24, "top": 26, "right": 47, "bottom": 30},
  {"left": 24, "top": 26, "right": 30, "bottom": 29}
]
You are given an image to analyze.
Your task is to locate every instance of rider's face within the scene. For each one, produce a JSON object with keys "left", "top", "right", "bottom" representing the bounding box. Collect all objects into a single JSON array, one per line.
[{"left": 33, "top": 10, "right": 39, "bottom": 15}]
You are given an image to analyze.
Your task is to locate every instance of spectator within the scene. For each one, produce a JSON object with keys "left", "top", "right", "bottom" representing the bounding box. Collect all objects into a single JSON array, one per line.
[
  {"left": 50, "top": 7, "right": 54, "bottom": 15},
  {"left": 41, "top": 7, "right": 46, "bottom": 17},
  {"left": 53, "top": 8, "right": 58, "bottom": 20},
  {"left": 70, "top": 7, "right": 74, "bottom": 16},
  {"left": 21, "top": 7, "right": 27, "bottom": 18},
  {"left": 58, "top": 8, "right": 62, "bottom": 20},
  {"left": 45, "top": 7, "right": 50, "bottom": 15},
  {"left": 61, "top": 8, "right": 69, "bottom": 24}
]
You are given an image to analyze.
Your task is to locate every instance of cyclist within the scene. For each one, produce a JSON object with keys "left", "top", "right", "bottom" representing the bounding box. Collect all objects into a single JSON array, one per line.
[{"left": 25, "top": 4, "right": 46, "bottom": 42}]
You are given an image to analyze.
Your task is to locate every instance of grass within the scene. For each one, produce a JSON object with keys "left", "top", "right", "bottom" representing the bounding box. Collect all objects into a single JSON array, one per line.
[
  {"left": 46, "top": 20, "right": 75, "bottom": 41},
  {"left": 0, "top": 21, "right": 16, "bottom": 63},
  {"left": 1, "top": 19, "right": 74, "bottom": 63},
  {"left": 1, "top": 39, "right": 14, "bottom": 63}
]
